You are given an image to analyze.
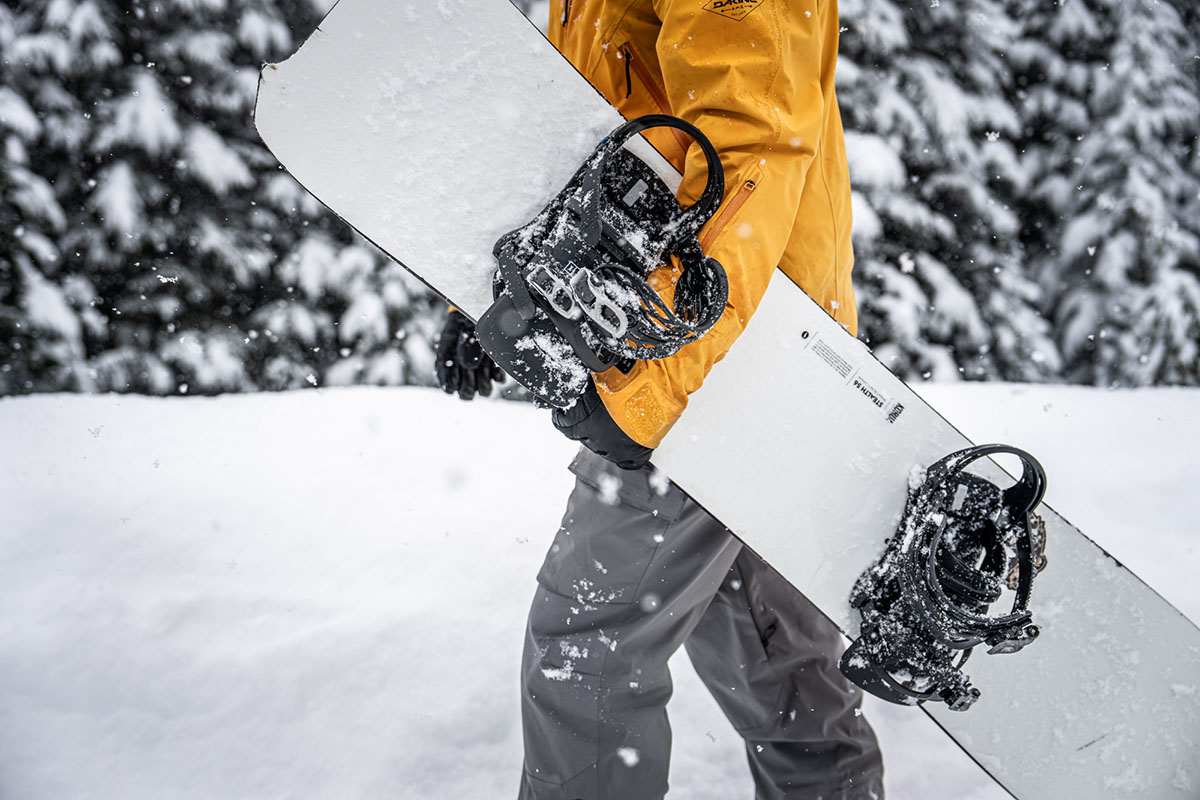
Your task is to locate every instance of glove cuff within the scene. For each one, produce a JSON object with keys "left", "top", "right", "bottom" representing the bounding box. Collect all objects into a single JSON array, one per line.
[{"left": 553, "top": 382, "right": 654, "bottom": 471}]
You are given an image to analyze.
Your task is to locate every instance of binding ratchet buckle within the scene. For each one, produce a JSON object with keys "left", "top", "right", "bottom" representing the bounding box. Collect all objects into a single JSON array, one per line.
[{"left": 527, "top": 263, "right": 630, "bottom": 339}]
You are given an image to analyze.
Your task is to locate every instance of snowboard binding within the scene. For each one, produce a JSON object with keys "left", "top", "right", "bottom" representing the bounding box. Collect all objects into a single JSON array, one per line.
[
  {"left": 475, "top": 115, "right": 729, "bottom": 408},
  {"left": 840, "top": 444, "right": 1048, "bottom": 712}
]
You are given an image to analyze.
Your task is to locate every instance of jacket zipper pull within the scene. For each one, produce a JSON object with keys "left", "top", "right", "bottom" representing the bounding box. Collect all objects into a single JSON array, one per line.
[{"left": 622, "top": 45, "right": 633, "bottom": 98}]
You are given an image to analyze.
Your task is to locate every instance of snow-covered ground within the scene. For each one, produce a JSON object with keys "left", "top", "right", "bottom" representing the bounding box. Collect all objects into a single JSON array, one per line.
[{"left": 0, "top": 385, "right": 1196, "bottom": 799}]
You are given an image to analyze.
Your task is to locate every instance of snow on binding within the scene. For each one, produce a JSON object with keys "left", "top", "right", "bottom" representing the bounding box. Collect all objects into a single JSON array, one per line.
[
  {"left": 840, "top": 445, "right": 1048, "bottom": 711},
  {"left": 476, "top": 115, "right": 729, "bottom": 408}
]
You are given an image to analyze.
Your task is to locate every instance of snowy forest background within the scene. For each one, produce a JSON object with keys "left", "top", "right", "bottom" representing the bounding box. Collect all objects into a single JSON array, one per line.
[{"left": 2, "top": 0, "right": 1199, "bottom": 397}]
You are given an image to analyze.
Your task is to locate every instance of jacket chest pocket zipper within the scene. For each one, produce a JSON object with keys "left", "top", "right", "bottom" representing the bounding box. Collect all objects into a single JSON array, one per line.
[
  {"left": 620, "top": 42, "right": 694, "bottom": 156},
  {"left": 620, "top": 42, "right": 670, "bottom": 114},
  {"left": 701, "top": 180, "right": 758, "bottom": 251}
]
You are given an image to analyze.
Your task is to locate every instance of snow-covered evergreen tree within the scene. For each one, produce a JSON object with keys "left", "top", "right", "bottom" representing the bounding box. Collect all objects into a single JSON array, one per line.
[
  {"left": 0, "top": 4, "right": 96, "bottom": 394},
  {"left": 5, "top": 0, "right": 1200, "bottom": 396},
  {"left": 839, "top": 0, "right": 1060, "bottom": 383},
  {"left": 1014, "top": 0, "right": 1200, "bottom": 385},
  {"left": 1, "top": 0, "right": 437, "bottom": 396},
  {"left": 1007, "top": 0, "right": 1112, "bottom": 269}
]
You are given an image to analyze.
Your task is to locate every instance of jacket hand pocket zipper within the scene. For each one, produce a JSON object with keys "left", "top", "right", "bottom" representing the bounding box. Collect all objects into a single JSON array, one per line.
[
  {"left": 701, "top": 179, "right": 758, "bottom": 251},
  {"left": 562, "top": 0, "right": 571, "bottom": 27}
]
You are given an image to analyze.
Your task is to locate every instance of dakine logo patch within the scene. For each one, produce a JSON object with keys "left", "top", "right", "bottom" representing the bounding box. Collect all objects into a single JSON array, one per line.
[{"left": 703, "top": 0, "right": 763, "bottom": 21}]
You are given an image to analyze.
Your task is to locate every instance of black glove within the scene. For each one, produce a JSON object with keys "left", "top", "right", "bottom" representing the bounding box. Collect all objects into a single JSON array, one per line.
[
  {"left": 553, "top": 381, "right": 654, "bottom": 471},
  {"left": 435, "top": 310, "right": 505, "bottom": 400}
]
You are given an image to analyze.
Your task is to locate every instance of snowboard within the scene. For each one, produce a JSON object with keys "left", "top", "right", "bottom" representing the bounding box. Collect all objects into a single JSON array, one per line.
[{"left": 253, "top": 1, "right": 1200, "bottom": 797}]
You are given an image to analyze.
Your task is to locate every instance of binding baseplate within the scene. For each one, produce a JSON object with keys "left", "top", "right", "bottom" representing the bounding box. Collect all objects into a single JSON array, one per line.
[{"left": 840, "top": 444, "right": 1049, "bottom": 711}]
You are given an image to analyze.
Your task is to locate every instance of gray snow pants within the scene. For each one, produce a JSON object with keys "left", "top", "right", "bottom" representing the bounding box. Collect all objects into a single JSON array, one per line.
[{"left": 519, "top": 449, "right": 884, "bottom": 800}]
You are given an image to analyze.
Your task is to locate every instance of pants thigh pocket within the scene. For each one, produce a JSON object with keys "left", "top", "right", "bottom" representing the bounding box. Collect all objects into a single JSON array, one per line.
[{"left": 526, "top": 584, "right": 629, "bottom": 678}]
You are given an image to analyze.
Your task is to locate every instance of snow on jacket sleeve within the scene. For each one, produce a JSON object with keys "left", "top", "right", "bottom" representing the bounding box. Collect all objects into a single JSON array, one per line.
[{"left": 592, "top": 0, "right": 851, "bottom": 448}]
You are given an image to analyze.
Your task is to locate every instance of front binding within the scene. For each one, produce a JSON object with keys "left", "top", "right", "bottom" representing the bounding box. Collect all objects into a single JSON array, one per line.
[{"left": 475, "top": 115, "right": 729, "bottom": 408}]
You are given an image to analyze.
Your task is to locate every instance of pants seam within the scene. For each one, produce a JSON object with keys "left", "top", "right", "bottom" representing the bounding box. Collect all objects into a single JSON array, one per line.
[{"left": 582, "top": 512, "right": 677, "bottom": 795}]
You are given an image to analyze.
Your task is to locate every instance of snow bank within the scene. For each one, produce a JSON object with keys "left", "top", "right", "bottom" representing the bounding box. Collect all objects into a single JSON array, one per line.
[{"left": 0, "top": 385, "right": 1195, "bottom": 799}]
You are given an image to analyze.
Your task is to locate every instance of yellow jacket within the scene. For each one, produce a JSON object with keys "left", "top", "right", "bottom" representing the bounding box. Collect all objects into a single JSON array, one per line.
[{"left": 548, "top": 0, "right": 856, "bottom": 447}]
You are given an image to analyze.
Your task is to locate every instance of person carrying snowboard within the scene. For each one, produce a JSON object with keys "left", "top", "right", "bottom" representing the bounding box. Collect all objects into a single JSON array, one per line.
[{"left": 436, "top": 0, "right": 884, "bottom": 797}]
